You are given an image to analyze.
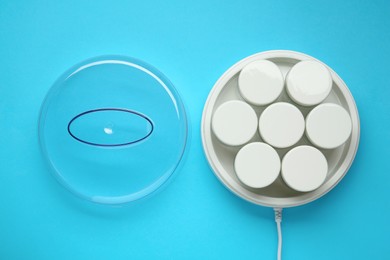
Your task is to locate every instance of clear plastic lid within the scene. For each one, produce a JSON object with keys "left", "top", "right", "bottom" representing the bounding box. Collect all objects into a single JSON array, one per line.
[{"left": 39, "top": 56, "right": 188, "bottom": 204}]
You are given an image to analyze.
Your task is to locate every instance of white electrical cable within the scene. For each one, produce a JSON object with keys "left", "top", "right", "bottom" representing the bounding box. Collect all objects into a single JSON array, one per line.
[{"left": 274, "top": 208, "right": 283, "bottom": 260}]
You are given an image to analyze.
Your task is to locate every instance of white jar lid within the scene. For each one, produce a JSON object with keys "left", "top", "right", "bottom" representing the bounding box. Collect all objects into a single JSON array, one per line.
[
  {"left": 306, "top": 103, "right": 352, "bottom": 149},
  {"left": 259, "top": 102, "right": 305, "bottom": 148},
  {"left": 235, "top": 142, "right": 281, "bottom": 188},
  {"left": 286, "top": 60, "right": 332, "bottom": 106},
  {"left": 212, "top": 100, "right": 258, "bottom": 146},
  {"left": 281, "top": 145, "right": 328, "bottom": 192},
  {"left": 238, "top": 60, "right": 284, "bottom": 106}
]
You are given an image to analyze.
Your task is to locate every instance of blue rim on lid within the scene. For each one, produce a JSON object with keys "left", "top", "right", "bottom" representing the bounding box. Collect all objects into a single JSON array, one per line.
[{"left": 39, "top": 55, "right": 188, "bottom": 204}]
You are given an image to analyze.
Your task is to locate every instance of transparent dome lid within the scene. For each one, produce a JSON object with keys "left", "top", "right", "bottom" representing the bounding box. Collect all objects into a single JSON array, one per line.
[{"left": 39, "top": 56, "right": 188, "bottom": 204}]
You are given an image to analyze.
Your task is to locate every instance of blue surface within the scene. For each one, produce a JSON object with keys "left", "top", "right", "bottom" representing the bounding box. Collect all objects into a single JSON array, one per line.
[{"left": 0, "top": 0, "right": 389, "bottom": 259}]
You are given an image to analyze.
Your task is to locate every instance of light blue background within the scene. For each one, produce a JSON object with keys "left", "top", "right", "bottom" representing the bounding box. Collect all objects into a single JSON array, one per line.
[{"left": 1, "top": 1, "right": 389, "bottom": 259}]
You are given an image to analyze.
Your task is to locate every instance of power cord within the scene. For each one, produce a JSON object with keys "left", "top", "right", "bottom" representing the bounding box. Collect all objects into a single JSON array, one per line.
[{"left": 274, "top": 208, "right": 283, "bottom": 260}]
